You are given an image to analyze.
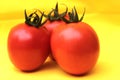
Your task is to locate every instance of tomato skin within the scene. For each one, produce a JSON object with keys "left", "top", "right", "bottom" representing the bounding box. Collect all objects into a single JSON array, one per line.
[
  {"left": 44, "top": 20, "right": 65, "bottom": 34},
  {"left": 44, "top": 20, "right": 66, "bottom": 60},
  {"left": 51, "top": 22, "right": 99, "bottom": 75},
  {"left": 8, "top": 23, "right": 50, "bottom": 71}
]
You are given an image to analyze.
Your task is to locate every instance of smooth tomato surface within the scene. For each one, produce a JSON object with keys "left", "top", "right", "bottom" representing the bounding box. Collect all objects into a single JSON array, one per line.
[
  {"left": 8, "top": 23, "right": 50, "bottom": 71},
  {"left": 44, "top": 20, "right": 65, "bottom": 35},
  {"left": 44, "top": 20, "right": 65, "bottom": 60},
  {"left": 51, "top": 22, "right": 99, "bottom": 75}
]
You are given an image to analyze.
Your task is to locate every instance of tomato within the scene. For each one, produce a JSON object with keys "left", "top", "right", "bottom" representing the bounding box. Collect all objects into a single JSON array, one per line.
[
  {"left": 44, "top": 21, "right": 66, "bottom": 61},
  {"left": 7, "top": 10, "right": 50, "bottom": 71},
  {"left": 51, "top": 7, "right": 99, "bottom": 75},
  {"left": 44, "top": 15, "right": 69, "bottom": 35},
  {"left": 44, "top": 3, "right": 68, "bottom": 60},
  {"left": 51, "top": 22, "right": 99, "bottom": 75},
  {"left": 44, "top": 2, "right": 68, "bottom": 35}
]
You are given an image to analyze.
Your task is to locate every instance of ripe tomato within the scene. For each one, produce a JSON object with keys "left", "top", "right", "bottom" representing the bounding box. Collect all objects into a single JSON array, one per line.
[
  {"left": 51, "top": 7, "right": 99, "bottom": 75},
  {"left": 44, "top": 3, "right": 68, "bottom": 60},
  {"left": 7, "top": 10, "right": 50, "bottom": 71},
  {"left": 44, "top": 21, "right": 66, "bottom": 61},
  {"left": 44, "top": 2, "right": 68, "bottom": 35},
  {"left": 51, "top": 22, "right": 99, "bottom": 75}
]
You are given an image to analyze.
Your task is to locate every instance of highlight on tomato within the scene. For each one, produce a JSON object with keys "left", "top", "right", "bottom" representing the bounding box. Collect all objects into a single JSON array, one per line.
[
  {"left": 51, "top": 7, "right": 100, "bottom": 75},
  {"left": 7, "top": 9, "right": 50, "bottom": 71}
]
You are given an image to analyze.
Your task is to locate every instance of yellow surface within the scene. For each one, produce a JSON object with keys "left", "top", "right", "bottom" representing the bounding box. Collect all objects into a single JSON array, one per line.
[{"left": 0, "top": 0, "right": 120, "bottom": 80}]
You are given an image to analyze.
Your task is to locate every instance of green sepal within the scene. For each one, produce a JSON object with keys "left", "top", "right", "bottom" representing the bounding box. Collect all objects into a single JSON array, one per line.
[
  {"left": 25, "top": 10, "right": 47, "bottom": 28},
  {"left": 45, "top": 2, "right": 68, "bottom": 21},
  {"left": 61, "top": 7, "right": 86, "bottom": 23}
]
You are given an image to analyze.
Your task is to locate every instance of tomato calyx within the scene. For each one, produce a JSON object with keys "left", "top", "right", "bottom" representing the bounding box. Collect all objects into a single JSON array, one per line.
[
  {"left": 25, "top": 9, "right": 47, "bottom": 28},
  {"left": 61, "top": 7, "right": 85, "bottom": 23},
  {"left": 44, "top": 2, "right": 68, "bottom": 22}
]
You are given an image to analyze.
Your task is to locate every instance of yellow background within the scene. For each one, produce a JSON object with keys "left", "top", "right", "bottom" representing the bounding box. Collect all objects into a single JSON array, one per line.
[{"left": 0, "top": 0, "right": 120, "bottom": 80}]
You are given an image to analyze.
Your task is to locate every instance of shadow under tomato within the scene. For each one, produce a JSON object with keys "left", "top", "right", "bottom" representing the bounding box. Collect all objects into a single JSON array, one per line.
[
  {"left": 13, "top": 57, "right": 57, "bottom": 73},
  {"left": 39, "top": 58, "right": 58, "bottom": 71},
  {"left": 13, "top": 59, "right": 110, "bottom": 77},
  {"left": 78, "top": 62, "right": 110, "bottom": 77},
  {"left": 62, "top": 61, "right": 110, "bottom": 77}
]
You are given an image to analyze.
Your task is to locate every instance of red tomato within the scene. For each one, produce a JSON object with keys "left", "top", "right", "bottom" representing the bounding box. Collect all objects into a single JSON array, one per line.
[
  {"left": 7, "top": 10, "right": 50, "bottom": 71},
  {"left": 44, "top": 3, "right": 68, "bottom": 35},
  {"left": 44, "top": 20, "right": 65, "bottom": 35},
  {"left": 51, "top": 22, "right": 99, "bottom": 75},
  {"left": 44, "top": 3, "right": 68, "bottom": 60},
  {"left": 8, "top": 23, "right": 50, "bottom": 71},
  {"left": 44, "top": 21, "right": 65, "bottom": 61}
]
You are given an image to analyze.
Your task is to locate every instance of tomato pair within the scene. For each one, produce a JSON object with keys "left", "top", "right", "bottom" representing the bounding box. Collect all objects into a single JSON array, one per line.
[{"left": 8, "top": 3, "right": 99, "bottom": 75}]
